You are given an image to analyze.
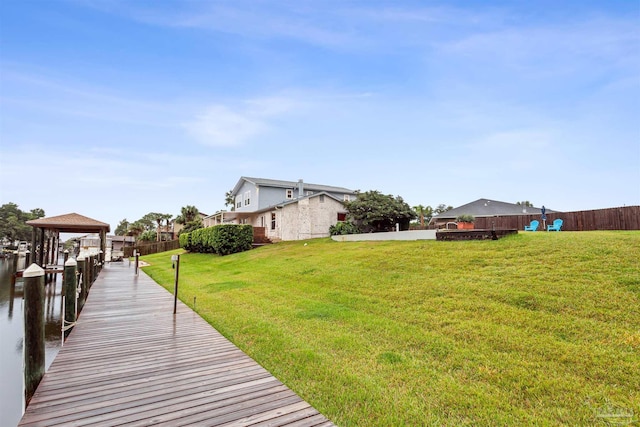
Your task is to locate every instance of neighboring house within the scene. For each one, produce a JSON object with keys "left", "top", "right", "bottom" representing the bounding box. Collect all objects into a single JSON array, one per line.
[
  {"left": 207, "top": 177, "right": 357, "bottom": 241},
  {"left": 110, "top": 235, "right": 136, "bottom": 252},
  {"left": 430, "top": 198, "right": 557, "bottom": 228}
]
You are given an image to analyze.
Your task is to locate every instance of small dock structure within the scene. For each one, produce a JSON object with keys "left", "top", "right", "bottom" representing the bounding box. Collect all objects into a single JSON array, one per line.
[{"left": 19, "top": 262, "right": 334, "bottom": 427}]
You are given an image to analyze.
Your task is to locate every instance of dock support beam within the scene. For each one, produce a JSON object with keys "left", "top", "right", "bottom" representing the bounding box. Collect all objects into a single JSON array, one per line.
[
  {"left": 77, "top": 256, "right": 87, "bottom": 311},
  {"left": 23, "top": 264, "right": 45, "bottom": 406},
  {"left": 63, "top": 258, "right": 77, "bottom": 340}
]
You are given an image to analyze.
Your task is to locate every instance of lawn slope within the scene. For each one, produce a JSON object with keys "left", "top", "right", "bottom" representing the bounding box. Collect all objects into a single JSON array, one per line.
[{"left": 142, "top": 231, "right": 639, "bottom": 426}]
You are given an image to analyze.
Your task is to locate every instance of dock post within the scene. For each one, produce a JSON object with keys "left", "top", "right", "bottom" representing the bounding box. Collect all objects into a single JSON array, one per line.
[
  {"left": 23, "top": 263, "right": 45, "bottom": 406},
  {"left": 63, "top": 258, "right": 77, "bottom": 340},
  {"left": 135, "top": 250, "right": 139, "bottom": 276},
  {"left": 77, "top": 256, "right": 86, "bottom": 310},
  {"left": 172, "top": 254, "right": 180, "bottom": 314},
  {"left": 93, "top": 254, "right": 98, "bottom": 282},
  {"left": 88, "top": 255, "right": 94, "bottom": 287}
]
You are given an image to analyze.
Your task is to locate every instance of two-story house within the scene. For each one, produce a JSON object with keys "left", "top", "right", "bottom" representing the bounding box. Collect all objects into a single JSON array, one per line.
[{"left": 205, "top": 177, "right": 357, "bottom": 241}]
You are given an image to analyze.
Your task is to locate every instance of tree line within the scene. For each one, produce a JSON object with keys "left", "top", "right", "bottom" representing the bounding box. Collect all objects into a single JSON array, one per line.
[
  {"left": 0, "top": 203, "right": 45, "bottom": 247},
  {"left": 114, "top": 205, "right": 204, "bottom": 242}
]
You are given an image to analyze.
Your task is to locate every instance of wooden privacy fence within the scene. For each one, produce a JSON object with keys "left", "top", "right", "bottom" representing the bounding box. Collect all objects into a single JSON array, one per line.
[
  {"left": 472, "top": 206, "right": 640, "bottom": 231},
  {"left": 124, "top": 239, "right": 181, "bottom": 257}
]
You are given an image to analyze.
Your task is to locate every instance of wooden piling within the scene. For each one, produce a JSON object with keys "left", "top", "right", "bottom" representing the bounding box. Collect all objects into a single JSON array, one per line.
[
  {"left": 23, "top": 263, "right": 45, "bottom": 406},
  {"left": 77, "top": 256, "right": 87, "bottom": 310},
  {"left": 63, "top": 258, "right": 77, "bottom": 339}
]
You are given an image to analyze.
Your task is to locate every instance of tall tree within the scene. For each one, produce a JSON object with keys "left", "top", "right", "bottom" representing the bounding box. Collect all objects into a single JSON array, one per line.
[
  {"left": 146, "top": 212, "right": 173, "bottom": 241},
  {"left": 115, "top": 219, "right": 130, "bottom": 236},
  {"left": 224, "top": 191, "right": 235, "bottom": 211},
  {"left": 126, "top": 221, "right": 145, "bottom": 240},
  {"left": 413, "top": 205, "right": 434, "bottom": 227},
  {"left": 0, "top": 203, "right": 45, "bottom": 243},
  {"left": 345, "top": 190, "right": 417, "bottom": 233},
  {"left": 175, "top": 205, "right": 199, "bottom": 225},
  {"left": 175, "top": 205, "right": 203, "bottom": 236},
  {"left": 434, "top": 204, "right": 453, "bottom": 215},
  {"left": 516, "top": 201, "right": 534, "bottom": 207}
]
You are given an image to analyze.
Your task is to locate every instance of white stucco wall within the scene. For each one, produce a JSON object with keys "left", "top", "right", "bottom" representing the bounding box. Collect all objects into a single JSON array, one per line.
[
  {"left": 331, "top": 230, "right": 437, "bottom": 241},
  {"left": 276, "top": 196, "right": 345, "bottom": 241}
]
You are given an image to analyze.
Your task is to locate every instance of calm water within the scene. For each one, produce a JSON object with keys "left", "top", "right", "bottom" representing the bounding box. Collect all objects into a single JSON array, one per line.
[{"left": 0, "top": 257, "right": 63, "bottom": 427}]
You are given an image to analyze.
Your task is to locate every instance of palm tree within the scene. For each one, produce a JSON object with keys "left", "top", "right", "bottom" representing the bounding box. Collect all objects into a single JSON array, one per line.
[
  {"left": 152, "top": 213, "right": 173, "bottom": 241},
  {"left": 176, "top": 205, "right": 199, "bottom": 225},
  {"left": 126, "top": 221, "right": 145, "bottom": 241},
  {"left": 413, "top": 205, "right": 426, "bottom": 227},
  {"left": 413, "top": 205, "right": 433, "bottom": 228}
]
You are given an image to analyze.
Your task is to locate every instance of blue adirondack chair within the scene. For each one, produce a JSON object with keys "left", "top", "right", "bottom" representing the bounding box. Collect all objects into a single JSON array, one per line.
[
  {"left": 524, "top": 220, "right": 539, "bottom": 231},
  {"left": 547, "top": 218, "right": 563, "bottom": 231}
]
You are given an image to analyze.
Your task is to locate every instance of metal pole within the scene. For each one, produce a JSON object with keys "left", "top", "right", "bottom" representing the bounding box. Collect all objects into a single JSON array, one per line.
[
  {"left": 172, "top": 254, "right": 180, "bottom": 314},
  {"left": 23, "top": 263, "right": 45, "bottom": 406}
]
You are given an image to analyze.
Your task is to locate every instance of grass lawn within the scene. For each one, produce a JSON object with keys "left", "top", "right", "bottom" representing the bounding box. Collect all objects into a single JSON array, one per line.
[{"left": 141, "top": 231, "right": 639, "bottom": 426}]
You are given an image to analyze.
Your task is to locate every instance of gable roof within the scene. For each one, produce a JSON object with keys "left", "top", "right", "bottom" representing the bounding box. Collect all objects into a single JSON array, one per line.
[
  {"left": 232, "top": 176, "right": 355, "bottom": 196},
  {"left": 434, "top": 199, "right": 557, "bottom": 220},
  {"left": 26, "top": 213, "right": 111, "bottom": 233},
  {"left": 276, "top": 191, "right": 345, "bottom": 208}
]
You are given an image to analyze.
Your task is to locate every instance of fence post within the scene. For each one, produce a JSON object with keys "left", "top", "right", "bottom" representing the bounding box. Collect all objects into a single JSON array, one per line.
[
  {"left": 63, "top": 258, "right": 77, "bottom": 340},
  {"left": 23, "top": 263, "right": 45, "bottom": 406}
]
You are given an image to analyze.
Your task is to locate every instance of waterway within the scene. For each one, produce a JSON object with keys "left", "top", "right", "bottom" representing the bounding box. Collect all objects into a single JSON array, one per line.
[{"left": 0, "top": 257, "right": 63, "bottom": 427}]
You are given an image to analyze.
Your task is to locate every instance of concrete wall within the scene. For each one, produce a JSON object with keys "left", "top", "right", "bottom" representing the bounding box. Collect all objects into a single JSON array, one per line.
[{"left": 331, "top": 230, "right": 437, "bottom": 242}]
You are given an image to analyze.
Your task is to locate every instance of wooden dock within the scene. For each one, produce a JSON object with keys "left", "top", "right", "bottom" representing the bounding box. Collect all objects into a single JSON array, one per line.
[{"left": 18, "top": 262, "right": 334, "bottom": 427}]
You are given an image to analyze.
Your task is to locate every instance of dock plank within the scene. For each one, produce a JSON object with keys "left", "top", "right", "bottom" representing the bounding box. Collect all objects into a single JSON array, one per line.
[{"left": 18, "top": 262, "right": 334, "bottom": 427}]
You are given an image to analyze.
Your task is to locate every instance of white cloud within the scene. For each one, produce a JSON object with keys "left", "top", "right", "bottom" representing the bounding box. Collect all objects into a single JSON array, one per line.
[
  {"left": 182, "top": 105, "right": 267, "bottom": 147},
  {"left": 182, "top": 96, "right": 302, "bottom": 147}
]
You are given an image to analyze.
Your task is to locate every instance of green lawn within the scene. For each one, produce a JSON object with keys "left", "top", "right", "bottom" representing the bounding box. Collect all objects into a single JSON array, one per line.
[{"left": 141, "top": 231, "right": 640, "bottom": 426}]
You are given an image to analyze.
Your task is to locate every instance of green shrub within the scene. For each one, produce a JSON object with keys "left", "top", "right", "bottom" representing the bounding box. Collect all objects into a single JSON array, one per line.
[
  {"left": 329, "top": 221, "right": 361, "bottom": 236},
  {"left": 213, "top": 224, "right": 253, "bottom": 255},
  {"left": 181, "top": 225, "right": 253, "bottom": 255},
  {"left": 179, "top": 232, "right": 192, "bottom": 251}
]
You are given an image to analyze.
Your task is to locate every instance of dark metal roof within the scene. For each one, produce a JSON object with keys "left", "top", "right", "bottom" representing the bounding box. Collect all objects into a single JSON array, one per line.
[
  {"left": 434, "top": 199, "right": 558, "bottom": 220},
  {"left": 26, "top": 213, "right": 111, "bottom": 233}
]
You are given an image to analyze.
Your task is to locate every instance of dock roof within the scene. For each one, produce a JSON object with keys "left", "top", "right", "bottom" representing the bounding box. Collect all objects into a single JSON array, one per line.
[{"left": 26, "top": 213, "right": 111, "bottom": 233}]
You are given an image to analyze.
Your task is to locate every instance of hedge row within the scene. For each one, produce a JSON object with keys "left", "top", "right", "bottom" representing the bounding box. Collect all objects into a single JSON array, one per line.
[{"left": 180, "top": 224, "right": 254, "bottom": 256}]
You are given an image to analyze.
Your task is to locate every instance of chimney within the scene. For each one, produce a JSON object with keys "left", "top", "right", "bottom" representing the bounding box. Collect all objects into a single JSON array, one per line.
[{"left": 298, "top": 179, "right": 304, "bottom": 198}]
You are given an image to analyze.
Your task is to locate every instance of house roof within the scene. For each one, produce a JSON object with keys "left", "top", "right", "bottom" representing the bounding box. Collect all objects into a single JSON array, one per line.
[
  {"left": 26, "top": 213, "right": 111, "bottom": 233},
  {"left": 232, "top": 176, "right": 356, "bottom": 196},
  {"left": 433, "top": 199, "right": 557, "bottom": 220},
  {"left": 210, "top": 192, "right": 347, "bottom": 222},
  {"left": 275, "top": 191, "right": 345, "bottom": 208}
]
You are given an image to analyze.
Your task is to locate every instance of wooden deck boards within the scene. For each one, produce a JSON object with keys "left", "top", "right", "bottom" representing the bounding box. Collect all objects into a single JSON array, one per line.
[{"left": 19, "top": 262, "right": 334, "bottom": 427}]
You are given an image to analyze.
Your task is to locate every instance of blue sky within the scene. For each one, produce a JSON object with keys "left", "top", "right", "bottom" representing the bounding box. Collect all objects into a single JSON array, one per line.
[{"left": 1, "top": 0, "right": 638, "bottom": 231}]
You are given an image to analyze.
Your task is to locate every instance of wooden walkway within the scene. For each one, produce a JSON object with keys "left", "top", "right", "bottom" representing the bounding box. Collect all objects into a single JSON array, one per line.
[{"left": 19, "top": 262, "right": 334, "bottom": 427}]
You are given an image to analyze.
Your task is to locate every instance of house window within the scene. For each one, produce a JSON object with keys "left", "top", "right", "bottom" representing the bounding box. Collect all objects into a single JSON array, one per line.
[
  {"left": 286, "top": 189, "right": 293, "bottom": 199},
  {"left": 344, "top": 194, "right": 351, "bottom": 202},
  {"left": 337, "top": 213, "right": 347, "bottom": 221},
  {"left": 271, "top": 213, "right": 276, "bottom": 230},
  {"left": 236, "top": 196, "right": 242, "bottom": 209},
  {"left": 319, "top": 195, "right": 325, "bottom": 203},
  {"left": 244, "top": 191, "right": 251, "bottom": 206}
]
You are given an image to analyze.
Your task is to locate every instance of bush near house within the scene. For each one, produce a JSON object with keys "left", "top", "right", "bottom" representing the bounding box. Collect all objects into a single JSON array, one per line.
[
  {"left": 180, "top": 224, "right": 253, "bottom": 255},
  {"left": 329, "top": 221, "right": 361, "bottom": 236}
]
